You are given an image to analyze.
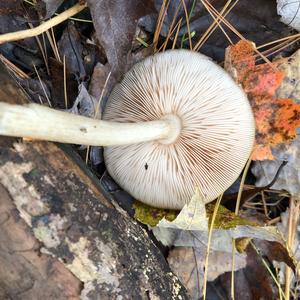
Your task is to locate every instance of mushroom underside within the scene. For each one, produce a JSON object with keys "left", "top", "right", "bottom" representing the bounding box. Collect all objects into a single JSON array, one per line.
[{"left": 103, "top": 50, "right": 255, "bottom": 209}]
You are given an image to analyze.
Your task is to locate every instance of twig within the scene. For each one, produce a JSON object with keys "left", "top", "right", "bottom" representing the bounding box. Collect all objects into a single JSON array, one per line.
[
  {"left": 180, "top": 0, "right": 197, "bottom": 48},
  {"left": 261, "top": 191, "right": 268, "bottom": 217},
  {"left": 0, "top": 2, "right": 87, "bottom": 45},
  {"left": 48, "top": 27, "right": 61, "bottom": 62},
  {"left": 257, "top": 33, "right": 300, "bottom": 50},
  {"left": 267, "top": 216, "right": 281, "bottom": 225},
  {"left": 28, "top": 23, "right": 50, "bottom": 75}
]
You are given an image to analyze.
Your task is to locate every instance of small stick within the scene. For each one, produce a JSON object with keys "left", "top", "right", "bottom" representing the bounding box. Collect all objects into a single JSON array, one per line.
[
  {"left": 0, "top": 2, "right": 87, "bottom": 45},
  {"left": 267, "top": 216, "right": 281, "bottom": 225}
]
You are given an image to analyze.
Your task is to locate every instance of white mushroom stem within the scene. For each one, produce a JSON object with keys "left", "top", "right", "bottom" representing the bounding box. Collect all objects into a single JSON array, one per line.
[{"left": 0, "top": 102, "right": 182, "bottom": 146}]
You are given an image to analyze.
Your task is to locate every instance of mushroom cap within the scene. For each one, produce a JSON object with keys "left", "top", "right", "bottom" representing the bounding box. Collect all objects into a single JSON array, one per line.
[{"left": 103, "top": 49, "right": 255, "bottom": 210}]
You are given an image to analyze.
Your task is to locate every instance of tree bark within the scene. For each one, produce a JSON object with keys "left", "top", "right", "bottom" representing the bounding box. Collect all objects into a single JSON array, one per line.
[{"left": 0, "top": 182, "right": 82, "bottom": 300}]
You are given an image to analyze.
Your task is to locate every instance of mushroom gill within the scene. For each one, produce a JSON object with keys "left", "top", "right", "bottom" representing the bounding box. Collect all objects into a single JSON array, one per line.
[{"left": 103, "top": 50, "right": 255, "bottom": 209}]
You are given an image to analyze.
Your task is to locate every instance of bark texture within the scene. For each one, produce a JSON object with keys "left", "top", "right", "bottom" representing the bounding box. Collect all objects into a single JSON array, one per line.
[{"left": 0, "top": 183, "right": 82, "bottom": 300}]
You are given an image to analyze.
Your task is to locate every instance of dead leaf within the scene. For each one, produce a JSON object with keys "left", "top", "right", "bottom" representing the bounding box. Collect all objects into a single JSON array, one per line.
[
  {"left": 49, "top": 58, "right": 78, "bottom": 109},
  {"left": 277, "top": 0, "right": 300, "bottom": 31},
  {"left": 133, "top": 190, "right": 286, "bottom": 252},
  {"left": 276, "top": 49, "right": 300, "bottom": 102},
  {"left": 17, "top": 77, "right": 51, "bottom": 106},
  {"left": 153, "top": 0, "right": 195, "bottom": 37},
  {"left": 87, "top": 0, "right": 155, "bottom": 78},
  {"left": 252, "top": 50, "right": 300, "bottom": 196},
  {"left": 206, "top": 204, "right": 257, "bottom": 230},
  {"left": 57, "top": 23, "right": 85, "bottom": 76},
  {"left": 222, "top": 161, "right": 288, "bottom": 211},
  {"left": 157, "top": 188, "right": 208, "bottom": 231},
  {"left": 133, "top": 188, "right": 207, "bottom": 229},
  {"left": 168, "top": 246, "right": 246, "bottom": 299},
  {"left": 88, "top": 62, "right": 116, "bottom": 112},
  {"left": 0, "top": 0, "right": 22, "bottom": 15},
  {"left": 274, "top": 209, "right": 300, "bottom": 287},
  {"left": 152, "top": 203, "right": 286, "bottom": 252},
  {"left": 189, "top": 0, "right": 291, "bottom": 61},
  {"left": 225, "top": 40, "right": 300, "bottom": 160},
  {"left": 212, "top": 244, "right": 279, "bottom": 299},
  {"left": 36, "top": 0, "right": 64, "bottom": 18},
  {"left": 89, "top": 63, "right": 112, "bottom": 100},
  {"left": 254, "top": 239, "right": 296, "bottom": 273},
  {"left": 68, "top": 83, "right": 96, "bottom": 118}
]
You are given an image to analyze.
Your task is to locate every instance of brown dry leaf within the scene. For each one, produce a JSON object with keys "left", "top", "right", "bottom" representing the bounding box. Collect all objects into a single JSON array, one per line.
[
  {"left": 69, "top": 83, "right": 97, "bottom": 118},
  {"left": 86, "top": 0, "right": 155, "bottom": 78},
  {"left": 168, "top": 241, "right": 293, "bottom": 300},
  {"left": 89, "top": 63, "right": 115, "bottom": 101},
  {"left": 225, "top": 40, "right": 300, "bottom": 160},
  {"left": 57, "top": 23, "right": 86, "bottom": 79},
  {"left": 255, "top": 240, "right": 296, "bottom": 273},
  {"left": 49, "top": 58, "right": 78, "bottom": 109},
  {"left": 168, "top": 246, "right": 246, "bottom": 299},
  {"left": 0, "top": 0, "right": 22, "bottom": 15},
  {"left": 274, "top": 208, "right": 300, "bottom": 289},
  {"left": 212, "top": 244, "right": 279, "bottom": 299},
  {"left": 36, "top": 0, "right": 64, "bottom": 18}
]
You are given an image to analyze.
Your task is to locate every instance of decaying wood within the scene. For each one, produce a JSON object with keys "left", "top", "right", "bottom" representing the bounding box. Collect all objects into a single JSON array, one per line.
[
  {"left": 0, "top": 183, "right": 82, "bottom": 299},
  {"left": 0, "top": 63, "right": 189, "bottom": 298}
]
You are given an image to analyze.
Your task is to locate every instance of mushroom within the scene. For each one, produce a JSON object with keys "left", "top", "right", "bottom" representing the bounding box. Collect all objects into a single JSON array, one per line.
[{"left": 0, "top": 50, "right": 255, "bottom": 209}]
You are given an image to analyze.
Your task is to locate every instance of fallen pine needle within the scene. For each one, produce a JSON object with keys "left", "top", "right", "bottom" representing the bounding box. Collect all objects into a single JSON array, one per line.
[{"left": 203, "top": 193, "right": 223, "bottom": 300}]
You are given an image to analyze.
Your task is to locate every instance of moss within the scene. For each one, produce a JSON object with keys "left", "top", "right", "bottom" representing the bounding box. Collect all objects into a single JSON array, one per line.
[
  {"left": 133, "top": 201, "right": 178, "bottom": 227},
  {"left": 206, "top": 204, "right": 258, "bottom": 230},
  {"left": 235, "top": 237, "right": 252, "bottom": 252},
  {"left": 134, "top": 200, "right": 258, "bottom": 230}
]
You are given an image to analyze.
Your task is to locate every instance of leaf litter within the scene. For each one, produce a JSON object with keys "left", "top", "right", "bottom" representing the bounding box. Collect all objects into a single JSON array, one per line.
[
  {"left": 225, "top": 40, "right": 300, "bottom": 161},
  {"left": 0, "top": 0, "right": 300, "bottom": 299}
]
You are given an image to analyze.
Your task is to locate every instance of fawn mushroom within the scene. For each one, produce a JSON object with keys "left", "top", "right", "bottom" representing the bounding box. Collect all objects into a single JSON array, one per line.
[{"left": 0, "top": 50, "right": 255, "bottom": 209}]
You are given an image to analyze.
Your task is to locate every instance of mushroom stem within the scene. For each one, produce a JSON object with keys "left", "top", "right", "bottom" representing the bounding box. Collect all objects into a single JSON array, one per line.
[{"left": 0, "top": 102, "right": 181, "bottom": 146}]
